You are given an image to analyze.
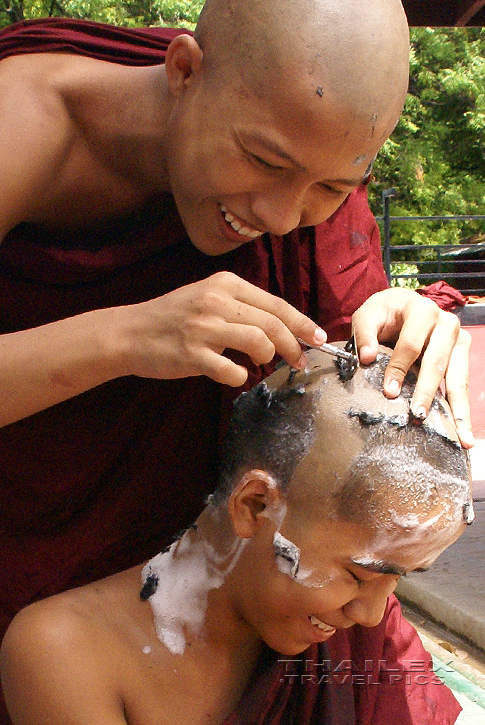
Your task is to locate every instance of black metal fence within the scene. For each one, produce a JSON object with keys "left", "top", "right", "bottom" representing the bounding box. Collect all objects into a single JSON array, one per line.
[{"left": 377, "top": 189, "right": 485, "bottom": 296}]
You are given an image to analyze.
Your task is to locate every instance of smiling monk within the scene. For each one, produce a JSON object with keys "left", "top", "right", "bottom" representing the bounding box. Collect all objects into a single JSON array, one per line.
[
  {"left": 1, "top": 347, "right": 471, "bottom": 725},
  {"left": 0, "top": 2, "right": 474, "bottom": 723}
]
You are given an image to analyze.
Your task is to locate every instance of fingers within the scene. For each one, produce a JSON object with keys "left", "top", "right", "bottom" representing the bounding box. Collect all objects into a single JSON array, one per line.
[
  {"left": 403, "top": 308, "right": 459, "bottom": 416},
  {"left": 351, "top": 288, "right": 411, "bottom": 366},
  {"left": 352, "top": 288, "right": 473, "bottom": 448},
  {"left": 443, "top": 328, "right": 474, "bottom": 449},
  {"left": 383, "top": 296, "right": 448, "bottom": 401},
  {"left": 221, "top": 303, "right": 308, "bottom": 368},
  {"left": 196, "top": 349, "right": 249, "bottom": 387},
  {"left": 191, "top": 272, "right": 326, "bottom": 369},
  {"left": 211, "top": 272, "right": 327, "bottom": 348}
]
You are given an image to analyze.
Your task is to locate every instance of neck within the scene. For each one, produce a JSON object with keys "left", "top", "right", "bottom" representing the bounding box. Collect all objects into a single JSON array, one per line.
[{"left": 141, "top": 507, "right": 262, "bottom": 662}]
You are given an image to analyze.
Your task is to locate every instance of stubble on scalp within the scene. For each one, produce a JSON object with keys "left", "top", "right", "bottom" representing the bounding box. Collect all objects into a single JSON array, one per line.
[{"left": 283, "top": 350, "right": 472, "bottom": 533}]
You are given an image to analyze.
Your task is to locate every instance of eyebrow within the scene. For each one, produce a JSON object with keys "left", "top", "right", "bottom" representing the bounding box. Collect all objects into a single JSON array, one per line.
[
  {"left": 350, "top": 558, "right": 430, "bottom": 577},
  {"left": 243, "top": 131, "right": 365, "bottom": 188}
]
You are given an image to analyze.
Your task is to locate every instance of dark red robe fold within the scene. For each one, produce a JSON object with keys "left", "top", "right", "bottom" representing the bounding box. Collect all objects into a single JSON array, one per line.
[
  {"left": 0, "top": 18, "right": 453, "bottom": 725},
  {"left": 222, "top": 596, "right": 460, "bottom": 725}
]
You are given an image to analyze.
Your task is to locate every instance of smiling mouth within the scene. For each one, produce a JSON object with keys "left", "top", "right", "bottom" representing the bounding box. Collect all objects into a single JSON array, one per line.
[
  {"left": 220, "top": 205, "right": 263, "bottom": 239},
  {"left": 309, "top": 615, "right": 336, "bottom": 633}
]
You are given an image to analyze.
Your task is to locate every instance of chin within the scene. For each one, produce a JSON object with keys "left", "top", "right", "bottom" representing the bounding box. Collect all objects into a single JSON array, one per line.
[
  {"left": 185, "top": 226, "right": 229, "bottom": 257},
  {"left": 264, "top": 634, "right": 314, "bottom": 657}
]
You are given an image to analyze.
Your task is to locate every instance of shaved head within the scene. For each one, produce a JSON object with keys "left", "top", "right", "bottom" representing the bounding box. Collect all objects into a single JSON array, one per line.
[
  {"left": 164, "top": 0, "right": 410, "bottom": 252},
  {"left": 195, "top": 0, "right": 409, "bottom": 137},
  {"left": 214, "top": 345, "right": 472, "bottom": 543}
]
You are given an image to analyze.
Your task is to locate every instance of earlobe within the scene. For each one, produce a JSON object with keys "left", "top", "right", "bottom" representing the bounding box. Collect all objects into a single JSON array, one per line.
[
  {"left": 228, "top": 470, "right": 284, "bottom": 539},
  {"left": 165, "top": 34, "right": 204, "bottom": 96}
]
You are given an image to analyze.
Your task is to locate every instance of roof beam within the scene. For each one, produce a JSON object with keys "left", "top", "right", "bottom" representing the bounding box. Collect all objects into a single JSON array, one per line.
[
  {"left": 455, "top": 0, "right": 485, "bottom": 26},
  {"left": 402, "top": 0, "right": 485, "bottom": 26}
]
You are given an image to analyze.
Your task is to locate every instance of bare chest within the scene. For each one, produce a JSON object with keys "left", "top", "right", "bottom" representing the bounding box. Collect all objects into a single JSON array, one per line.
[
  {"left": 31, "top": 60, "right": 166, "bottom": 229},
  {"left": 120, "top": 644, "right": 254, "bottom": 725}
]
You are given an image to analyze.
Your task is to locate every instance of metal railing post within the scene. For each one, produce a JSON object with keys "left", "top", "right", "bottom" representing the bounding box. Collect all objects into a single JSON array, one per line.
[{"left": 382, "top": 188, "right": 397, "bottom": 284}]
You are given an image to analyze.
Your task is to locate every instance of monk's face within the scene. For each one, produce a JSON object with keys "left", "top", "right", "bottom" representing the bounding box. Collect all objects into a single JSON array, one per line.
[
  {"left": 226, "top": 347, "right": 468, "bottom": 656},
  {"left": 164, "top": 61, "right": 398, "bottom": 256},
  {"left": 230, "top": 504, "right": 463, "bottom": 657}
]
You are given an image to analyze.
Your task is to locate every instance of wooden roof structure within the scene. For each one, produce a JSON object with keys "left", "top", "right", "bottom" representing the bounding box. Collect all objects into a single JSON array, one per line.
[{"left": 402, "top": 1, "right": 485, "bottom": 26}]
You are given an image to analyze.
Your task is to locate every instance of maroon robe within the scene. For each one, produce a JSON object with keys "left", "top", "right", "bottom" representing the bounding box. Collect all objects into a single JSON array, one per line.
[
  {"left": 0, "top": 18, "right": 456, "bottom": 725},
  {"left": 223, "top": 595, "right": 460, "bottom": 725}
]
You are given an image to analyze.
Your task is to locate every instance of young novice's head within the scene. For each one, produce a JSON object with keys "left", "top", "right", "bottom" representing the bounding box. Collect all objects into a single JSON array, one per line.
[{"left": 143, "top": 346, "right": 471, "bottom": 656}]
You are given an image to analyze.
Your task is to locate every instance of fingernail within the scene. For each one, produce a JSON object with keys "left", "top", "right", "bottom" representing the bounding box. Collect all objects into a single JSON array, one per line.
[
  {"left": 296, "top": 354, "right": 307, "bottom": 369},
  {"left": 387, "top": 379, "right": 401, "bottom": 396},
  {"left": 314, "top": 327, "right": 326, "bottom": 344},
  {"left": 411, "top": 406, "right": 427, "bottom": 421},
  {"left": 456, "top": 425, "right": 475, "bottom": 449}
]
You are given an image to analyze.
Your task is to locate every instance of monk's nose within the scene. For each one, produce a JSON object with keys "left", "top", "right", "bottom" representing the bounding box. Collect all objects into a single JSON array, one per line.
[
  {"left": 250, "top": 188, "right": 303, "bottom": 236},
  {"left": 250, "top": 184, "right": 349, "bottom": 235},
  {"left": 343, "top": 576, "right": 398, "bottom": 628}
]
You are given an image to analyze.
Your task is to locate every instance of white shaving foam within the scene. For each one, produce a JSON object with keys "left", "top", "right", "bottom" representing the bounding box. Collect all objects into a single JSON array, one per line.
[
  {"left": 142, "top": 534, "right": 247, "bottom": 656},
  {"left": 273, "top": 530, "right": 332, "bottom": 589}
]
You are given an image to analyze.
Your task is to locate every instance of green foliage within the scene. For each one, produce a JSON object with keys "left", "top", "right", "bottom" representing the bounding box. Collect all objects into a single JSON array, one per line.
[
  {"left": 0, "top": 0, "right": 204, "bottom": 29},
  {"left": 389, "top": 262, "right": 420, "bottom": 289},
  {"left": 370, "top": 27, "right": 485, "bottom": 249}
]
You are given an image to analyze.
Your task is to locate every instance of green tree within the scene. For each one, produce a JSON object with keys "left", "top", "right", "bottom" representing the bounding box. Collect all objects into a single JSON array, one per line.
[
  {"left": 0, "top": 1, "right": 203, "bottom": 29},
  {"left": 369, "top": 26, "right": 485, "bottom": 250}
]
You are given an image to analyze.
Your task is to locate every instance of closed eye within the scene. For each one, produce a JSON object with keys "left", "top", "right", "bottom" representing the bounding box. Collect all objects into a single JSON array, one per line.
[
  {"left": 318, "top": 182, "right": 349, "bottom": 197},
  {"left": 248, "top": 152, "right": 284, "bottom": 171},
  {"left": 347, "top": 569, "right": 365, "bottom": 587}
]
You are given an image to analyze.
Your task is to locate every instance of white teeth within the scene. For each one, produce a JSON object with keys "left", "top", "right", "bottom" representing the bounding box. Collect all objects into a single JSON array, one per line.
[
  {"left": 310, "top": 615, "right": 335, "bottom": 632},
  {"left": 220, "top": 205, "right": 263, "bottom": 238}
]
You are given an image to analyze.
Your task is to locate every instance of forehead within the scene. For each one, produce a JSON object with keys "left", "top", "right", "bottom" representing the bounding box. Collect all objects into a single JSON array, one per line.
[
  {"left": 282, "top": 511, "right": 465, "bottom": 577},
  {"left": 205, "top": 66, "right": 397, "bottom": 177}
]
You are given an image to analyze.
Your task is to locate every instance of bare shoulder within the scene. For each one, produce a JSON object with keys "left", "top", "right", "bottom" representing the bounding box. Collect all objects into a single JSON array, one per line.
[
  {"left": 1, "top": 589, "right": 103, "bottom": 657},
  {"left": 0, "top": 589, "right": 129, "bottom": 725},
  {"left": 0, "top": 53, "right": 75, "bottom": 239},
  {"left": 0, "top": 52, "right": 163, "bottom": 236}
]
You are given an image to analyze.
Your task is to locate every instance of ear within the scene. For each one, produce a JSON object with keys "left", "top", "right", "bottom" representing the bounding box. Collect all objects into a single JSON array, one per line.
[
  {"left": 165, "top": 34, "right": 204, "bottom": 96},
  {"left": 227, "top": 470, "right": 286, "bottom": 539}
]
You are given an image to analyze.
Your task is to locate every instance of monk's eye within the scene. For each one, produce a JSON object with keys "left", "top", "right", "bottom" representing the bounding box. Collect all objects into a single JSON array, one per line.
[
  {"left": 248, "top": 152, "right": 283, "bottom": 171},
  {"left": 318, "top": 182, "right": 348, "bottom": 197},
  {"left": 347, "top": 569, "right": 364, "bottom": 587}
]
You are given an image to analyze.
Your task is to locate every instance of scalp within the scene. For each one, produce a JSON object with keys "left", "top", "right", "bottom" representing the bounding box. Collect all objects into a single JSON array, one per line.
[
  {"left": 195, "top": 0, "right": 409, "bottom": 129},
  {"left": 264, "top": 345, "right": 472, "bottom": 530}
]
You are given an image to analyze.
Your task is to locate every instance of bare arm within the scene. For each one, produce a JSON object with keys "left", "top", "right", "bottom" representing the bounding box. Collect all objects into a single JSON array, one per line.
[{"left": 0, "top": 273, "right": 326, "bottom": 427}]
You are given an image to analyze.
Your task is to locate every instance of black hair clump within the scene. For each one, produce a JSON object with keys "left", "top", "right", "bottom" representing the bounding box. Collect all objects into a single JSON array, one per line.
[
  {"left": 334, "top": 338, "right": 359, "bottom": 382},
  {"left": 140, "top": 573, "right": 159, "bottom": 601},
  {"left": 348, "top": 408, "right": 408, "bottom": 428},
  {"left": 212, "top": 381, "right": 318, "bottom": 504}
]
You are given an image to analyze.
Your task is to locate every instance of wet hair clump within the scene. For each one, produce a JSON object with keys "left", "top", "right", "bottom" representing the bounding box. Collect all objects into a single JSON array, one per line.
[{"left": 212, "top": 382, "right": 318, "bottom": 504}]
